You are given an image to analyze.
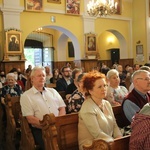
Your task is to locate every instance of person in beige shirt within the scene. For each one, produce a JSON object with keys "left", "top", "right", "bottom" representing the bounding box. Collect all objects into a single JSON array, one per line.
[{"left": 78, "top": 71, "right": 122, "bottom": 150}]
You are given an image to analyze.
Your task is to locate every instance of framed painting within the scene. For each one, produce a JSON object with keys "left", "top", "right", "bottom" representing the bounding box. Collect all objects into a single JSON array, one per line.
[
  {"left": 136, "top": 45, "right": 143, "bottom": 55},
  {"left": 47, "top": 0, "right": 61, "bottom": 4},
  {"left": 85, "top": 33, "right": 97, "bottom": 53},
  {"left": 66, "top": 0, "right": 80, "bottom": 15},
  {"left": 114, "top": 0, "right": 121, "bottom": 15},
  {"left": 25, "top": 0, "right": 43, "bottom": 12},
  {"left": 6, "top": 30, "right": 22, "bottom": 54}
]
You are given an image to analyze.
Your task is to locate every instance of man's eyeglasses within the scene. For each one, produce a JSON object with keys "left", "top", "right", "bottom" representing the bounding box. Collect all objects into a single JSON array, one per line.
[{"left": 136, "top": 77, "right": 150, "bottom": 81}]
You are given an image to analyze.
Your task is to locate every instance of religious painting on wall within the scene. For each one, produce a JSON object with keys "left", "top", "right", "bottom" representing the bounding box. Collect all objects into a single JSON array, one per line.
[
  {"left": 6, "top": 30, "right": 22, "bottom": 54},
  {"left": 25, "top": 0, "right": 43, "bottom": 11},
  {"left": 66, "top": 0, "right": 80, "bottom": 15},
  {"left": 86, "top": 33, "right": 97, "bottom": 52},
  {"left": 3, "top": 29, "right": 26, "bottom": 61},
  {"left": 85, "top": 33, "right": 100, "bottom": 59},
  {"left": 136, "top": 45, "right": 143, "bottom": 55},
  {"left": 114, "top": 0, "right": 121, "bottom": 15}
]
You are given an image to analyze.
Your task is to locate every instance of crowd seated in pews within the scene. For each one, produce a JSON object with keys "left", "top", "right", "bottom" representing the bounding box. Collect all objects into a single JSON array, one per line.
[{"left": 1, "top": 62, "right": 150, "bottom": 150}]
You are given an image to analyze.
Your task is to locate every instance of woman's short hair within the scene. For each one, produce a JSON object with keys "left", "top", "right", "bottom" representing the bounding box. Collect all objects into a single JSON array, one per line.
[
  {"left": 6, "top": 73, "right": 16, "bottom": 79},
  {"left": 82, "top": 71, "right": 105, "bottom": 96},
  {"left": 106, "top": 69, "right": 119, "bottom": 79}
]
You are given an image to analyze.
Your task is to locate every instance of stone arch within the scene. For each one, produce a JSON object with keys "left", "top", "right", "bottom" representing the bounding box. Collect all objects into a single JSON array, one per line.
[
  {"left": 44, "top": 25, "right": 81, "bottom": 60},
  {"left": 107, "top": 29, "right": 128, "bottom": 59}
]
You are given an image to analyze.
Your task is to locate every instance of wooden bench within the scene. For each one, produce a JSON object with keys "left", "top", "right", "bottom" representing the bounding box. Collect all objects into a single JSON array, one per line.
[
  {"left": 40, "top": 112, "right": 130, "bottom": 150},
  {"left": 4, "top": 94, "right": 21, "bottom": 150},
  {"left": 46, "top": 83, "right": 56, "bottom": 89},
  {"left": 19, "top": 116, "right": 38, "bottom": 150},
  {"left": 112, "top": 105, "right": 130, "bottom": 128},
  {"left": 58, "top": 91, "right": 66, "bottom": 100}
]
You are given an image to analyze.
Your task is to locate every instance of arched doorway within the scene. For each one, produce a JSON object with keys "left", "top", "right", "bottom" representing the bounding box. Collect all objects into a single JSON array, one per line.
[{"left": 24, "top": 25, "right": 81, "bottom": 69}]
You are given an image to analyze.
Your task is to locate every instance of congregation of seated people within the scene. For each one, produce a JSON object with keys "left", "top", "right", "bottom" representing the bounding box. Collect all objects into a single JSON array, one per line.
[{"left": 1, "top": 62, "right": 150, "bottom": 150}]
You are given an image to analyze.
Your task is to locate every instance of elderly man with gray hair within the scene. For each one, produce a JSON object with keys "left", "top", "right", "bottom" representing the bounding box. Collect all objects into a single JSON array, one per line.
[
  {"left": 122, "top": 70, "right": 150, "bottom": 123},
  {"left": 20, "top": 66, "right": 66, "bottom": 150}
]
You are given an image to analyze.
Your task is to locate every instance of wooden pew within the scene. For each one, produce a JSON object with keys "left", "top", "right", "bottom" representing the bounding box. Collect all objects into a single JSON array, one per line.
[
  {"left": 19, "top": 116, "right": 37, "bottom": 150},
  {"left": 0, "top": 96, "right": 4, "bottom": 148},
  {"left": 4, "top": 94, "right": 51, "bottom": 150},
  {"left": 46, "top": 83, "right": 56, "bottom": 89},
  {"left": 40, "top": 112, "right": 130, "bottom": 150},
  {"left": 58, "top": 91, "right": 66, "bottom": 100},
  {"left": 41, "top": 113, "right": 78, "bottom": 150},
  {"left": 4, "top": 94, "right": 21, "bottom": 150},
  {"left": 112, "top": 105, "right": 130, "bottom": 128},
  {"left": 83, "top": 135, "right": 130, "bottom": 150}
]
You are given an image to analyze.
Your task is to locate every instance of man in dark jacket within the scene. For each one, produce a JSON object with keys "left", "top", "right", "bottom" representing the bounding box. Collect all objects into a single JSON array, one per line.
[
  {"left": 122, "top": 70, "right": 150, "bottom": 122},
  {"left": 56, "top": 66, "right": 73, "bottom": 92}
]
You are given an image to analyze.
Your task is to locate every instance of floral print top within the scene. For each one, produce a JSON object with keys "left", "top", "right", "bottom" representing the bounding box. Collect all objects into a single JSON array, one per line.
[
  {"left": 106, "top": 86, "right": 128, "bottom": 105},
  {"left": 67, "top": 89, "right": 85, "bottom": 114}
]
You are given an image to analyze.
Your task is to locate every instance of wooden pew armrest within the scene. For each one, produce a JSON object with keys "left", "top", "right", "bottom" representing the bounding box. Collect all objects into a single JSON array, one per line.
[
  {"left": 83, "top": 135, "right": 131, "bottom": 150},
  {"left": 83, "top": 139, "right": 110, "bottom": 150}
]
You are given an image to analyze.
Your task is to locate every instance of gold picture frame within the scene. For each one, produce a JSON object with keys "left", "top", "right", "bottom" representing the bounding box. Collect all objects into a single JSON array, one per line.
[
  {"left": 4, "top": 29, "right": 26, "bottom": 61},
  {"left": 6, "top": 30, "right": 22, "bottom": 54},
  {"left": 85, "top": 33, "right": 100, "bottom": 59},
  {"left": 136, "top": 45, "right": 143, "bottom": 55},
  {"left": 66, "top": 0, "right": 80, "bottom": 15},
  {"left": 47, "top": 0, "right": 61, "bottom": 4},
  {"left": 25, "top": 0, "right": 43, "bottom": 12},
  {"left": 85, "top": 33, "right": 97, "bottom": 53},
  {"left": 115, "top": 0, "right": 121, "bottom": 15}
]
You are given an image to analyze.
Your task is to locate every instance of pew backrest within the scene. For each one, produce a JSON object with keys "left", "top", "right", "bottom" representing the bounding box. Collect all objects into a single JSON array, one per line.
[
  {"left": 5, "top": 94, "right": 21, "bottom": 130},
  {"left": 41, "top": 106, "right": 130, "bottom": 150},
  {"left": 19, "top": 116, "right": 36, "bottom": 150},
  {"left": 112, "top": 105, "right": 130, "bottom": 128},
  {"left": 55, "top": 113, "right": 78, "bottom": 150},
  {"left": 4, "top": 94, "right": 21, "bottom": 150},
  {"left": 41, "top": 113, "right": 78, "bottom": 150},
  {"left": 110, "top": 135, "right": 130, "bottom": 150}
]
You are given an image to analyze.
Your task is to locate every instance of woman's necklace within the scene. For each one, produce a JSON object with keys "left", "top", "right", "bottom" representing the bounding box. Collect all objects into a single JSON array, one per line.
[{"left": 91, "top": 96, "right": 104, "bottom": 112}]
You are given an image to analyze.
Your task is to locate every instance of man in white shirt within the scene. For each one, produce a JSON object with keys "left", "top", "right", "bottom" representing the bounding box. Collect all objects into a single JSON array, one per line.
[{"left": 20, "top": 66, "right": 66, "bottom": 149}]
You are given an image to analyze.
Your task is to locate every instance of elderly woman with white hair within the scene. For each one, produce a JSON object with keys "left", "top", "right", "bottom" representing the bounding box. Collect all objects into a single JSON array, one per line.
[
  {"left": 1, "top": 72, "right": 23, "bottom": 134},
  {"left": 1, "top": 72, "right": 23, "bottom": 104},
  {"left": 106, "top": 69, "right": 128, "bottom": 106}
]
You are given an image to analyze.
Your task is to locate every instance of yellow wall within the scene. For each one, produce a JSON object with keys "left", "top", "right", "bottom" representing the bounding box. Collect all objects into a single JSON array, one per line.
[
  {"left": 95, "top": 18, "right": 131, "bottom": 59},
  {"left": 20, "top": 12, "right": 84, "bottom": 61},
  {"left": 98, "top": 31, "right": 119, "bottom": 60},
  {"left": 132, "top": 0, "right": 147, "bottom": 64},
  {"left": 0, "top": 0, "right": 148, "bottom": 64}
]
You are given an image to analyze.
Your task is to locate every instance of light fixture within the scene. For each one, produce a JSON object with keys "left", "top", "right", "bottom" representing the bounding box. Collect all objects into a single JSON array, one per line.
[
  {"left": 107, "top": 37, "right": 114, "bottom": 44},
  {"left": 35, "top": 27, "right": 43, "bottom": 32},
  {"left": 87, "top": 0, "right": 118, "bottom": 17}
]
